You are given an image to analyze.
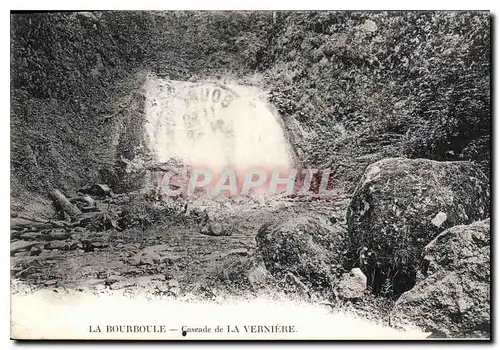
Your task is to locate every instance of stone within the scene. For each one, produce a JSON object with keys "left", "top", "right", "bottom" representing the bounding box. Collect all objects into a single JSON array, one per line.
[
  {"left": 247, "top": 262, "right": 269, "bottom": 289},
  {"left": 256, "top": 214, "right": 346, "bottom": 290},
  {"left": 168, "top": 279, "right": 180, "bottom": 288},
  {"left": 391, "top": 219, "right": 490, "bottom": 339},
  {"left": 130, "top": 248, "right": 162, "bottom": 266},
  {"left": 105, "top": 275, "right": 124, "bottom": 286},
  {"left": 110, "top": 280, "right": 135, "bottom": 290},
  {"left": 210, "top": 222, "right": 224, "bottom": 236},
  {"left": 20, "top": 232, "right": 45, "bottom": 240},
  {"left": 199, "top": 220, "right": 230, "bottom": 237},
  {"left": 346, "top": 158, "right": 490, "bottom": 295},
  {"left": 334, "top": 268, "right": 367, "bottom": 300},
  {"left": 431, "top": 211, "right": 448, "bottom": 228},
  {"left": 11, "top": 240, "right": 46, "bottom": 254},
  {"left": 79, "top": 184, "right": 113, "bottom": 198},
  {"left": 48, "top": 230, "right": 71, "bottom": 240}
]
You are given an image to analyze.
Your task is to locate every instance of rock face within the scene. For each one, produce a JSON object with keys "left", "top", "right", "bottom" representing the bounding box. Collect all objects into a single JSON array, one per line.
[
  {"left": 392, "top": 219, "right": 490, "bottom": 339},
  {"left": 346, "top": 158, "right": 490, "bottom": 295},
  {"left": 255, "top": 215, "right": 346, "bottom": 290}
]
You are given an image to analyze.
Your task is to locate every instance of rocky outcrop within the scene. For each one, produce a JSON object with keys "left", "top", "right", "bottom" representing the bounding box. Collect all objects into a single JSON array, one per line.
[
  {"left": 199, "top": 209, "right": 231, "bottom": 237},
  {"left": 255, "top": 215, "right": 346, "bottom": 290},
  {"left": 392, "top": 219, "right": 490, "bottom": 339},
  {"left": 346, "top": 158, "right": 490, "bottom": 295},
  {"left": 334, "top": 268, "right": 368, "bottom": 300}
]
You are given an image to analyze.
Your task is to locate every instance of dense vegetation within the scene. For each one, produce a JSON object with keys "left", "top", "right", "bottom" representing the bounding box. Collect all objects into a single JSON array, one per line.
[
  {"left": 261, "top": 12, "right": 490, "bottom": 185},
  {"left": 11, "top": 11, "right": 490, "bottom": 203}
]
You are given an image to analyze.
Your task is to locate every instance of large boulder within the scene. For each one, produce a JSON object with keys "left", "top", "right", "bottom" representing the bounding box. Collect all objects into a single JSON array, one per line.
[
  {"left": 255, "top": 215, "right": 346, "bottom": 291},
  {"left": 346, "top": 158, "right": 490, "bottom": 295},
  {"left": 392, "top": 219, "right": 490, "bottom": 339}
]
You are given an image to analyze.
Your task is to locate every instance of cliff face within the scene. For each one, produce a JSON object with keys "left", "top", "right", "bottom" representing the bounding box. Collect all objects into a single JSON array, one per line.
[{"left": 11, "top": 11, "right": 490, "bottom": 211}]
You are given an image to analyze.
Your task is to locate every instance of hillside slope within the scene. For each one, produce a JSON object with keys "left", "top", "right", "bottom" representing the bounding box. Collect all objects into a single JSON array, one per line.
[{"left": 11, "top": 11, "right": 490, "bottom": 210}]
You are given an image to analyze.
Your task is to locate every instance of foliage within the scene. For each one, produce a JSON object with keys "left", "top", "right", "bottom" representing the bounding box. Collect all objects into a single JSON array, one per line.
[
  {"left": 259, "top": 11, "right": 490, "bottom": 187},
  {"left": 11, "top": 11, "right": 490, "bottom": 201}
]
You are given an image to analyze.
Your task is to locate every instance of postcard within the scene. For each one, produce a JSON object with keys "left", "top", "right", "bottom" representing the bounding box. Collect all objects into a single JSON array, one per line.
[{"left": 10, "top": 10, "right": 491, "bottom": 340}]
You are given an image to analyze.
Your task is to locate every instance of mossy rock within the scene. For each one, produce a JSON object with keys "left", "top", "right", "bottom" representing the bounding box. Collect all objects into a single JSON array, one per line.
[
  {"left": 346, "top": 158, "right": 490, "bottom": 296},
  {"left": 256, "top": 214, "right": 347, "bottom": 291}
]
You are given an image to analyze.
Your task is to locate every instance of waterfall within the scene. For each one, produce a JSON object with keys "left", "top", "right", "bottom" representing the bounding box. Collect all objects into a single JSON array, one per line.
[{"left": 143, "top": 76, "right": 294, "bottom": 175}]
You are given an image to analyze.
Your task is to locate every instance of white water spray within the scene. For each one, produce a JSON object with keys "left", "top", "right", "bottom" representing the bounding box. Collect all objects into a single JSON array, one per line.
[{"left": 143, "top": 76, "right": 294, "bottom": 174}]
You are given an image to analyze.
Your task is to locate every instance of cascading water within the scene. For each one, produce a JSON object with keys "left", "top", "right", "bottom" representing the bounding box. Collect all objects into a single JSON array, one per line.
[{"left": 142, "top": 75, "right": 295, "bottom": 196}]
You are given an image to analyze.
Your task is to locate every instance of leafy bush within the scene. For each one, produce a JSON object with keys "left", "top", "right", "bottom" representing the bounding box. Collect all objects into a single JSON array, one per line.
[{"left": 260, "top": 11, "right": 490, "bottom": 187}]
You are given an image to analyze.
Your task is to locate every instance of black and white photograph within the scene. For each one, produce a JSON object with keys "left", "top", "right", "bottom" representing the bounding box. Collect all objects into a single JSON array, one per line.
[{"left": 9, "top": 8, "right": 491, "bottom": 340}]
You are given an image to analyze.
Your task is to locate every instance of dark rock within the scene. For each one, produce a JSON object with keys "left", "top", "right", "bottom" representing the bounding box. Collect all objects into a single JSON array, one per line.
[
  {"left": 30, "top": 245, "right": 42, "bottom": 256},
  {"left": 256, "top": 215, "right": 346, "bottom": 290},
  {"left": 45, "top": 240, "right": 66, "bottom": 250},
  {"left": 47, "top": 239, "right": 81, "bottom": 251},
  {"left": 75, "top": 211, "right": 117, "bottom": 232},
  {"left": 11, "top": 217, "right": 56, "bottom": 231},
  {"left": 247, "top": 262, "right": 270, "bottom": 289},
  {"left": 80, "top": 239, "right": 96, "bottom": 252},
  {"left": 79, "top": 184, "right": 113, "bottom": 198},
  {"left": 346, "top": 158, "right": 490, "bottom": 295},
  {"left": 198, "top": 210, "right": 231, "bottom": 236},
  {"left": 391, "top": 219, "right": 490, "bottom": 339},
  {"left": 81, "top": 206, "right": 100, "bottom": 213},
  {"left": 76, "top": 211, "right": 104, "bottom": 226},
  {"left": 20, "top": 232, "right": 45, "bottom": 240},
  {"left": 105, "top": 275, "right": 124, "bottom": 286}
]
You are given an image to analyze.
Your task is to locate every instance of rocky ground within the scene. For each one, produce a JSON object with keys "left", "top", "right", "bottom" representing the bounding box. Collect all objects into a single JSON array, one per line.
[
  {"left": 10, "top": 187, "right": 348, "bottom": 299},
  {"left": 11, "top": 185, "right": 403, "bottom": 332}
]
